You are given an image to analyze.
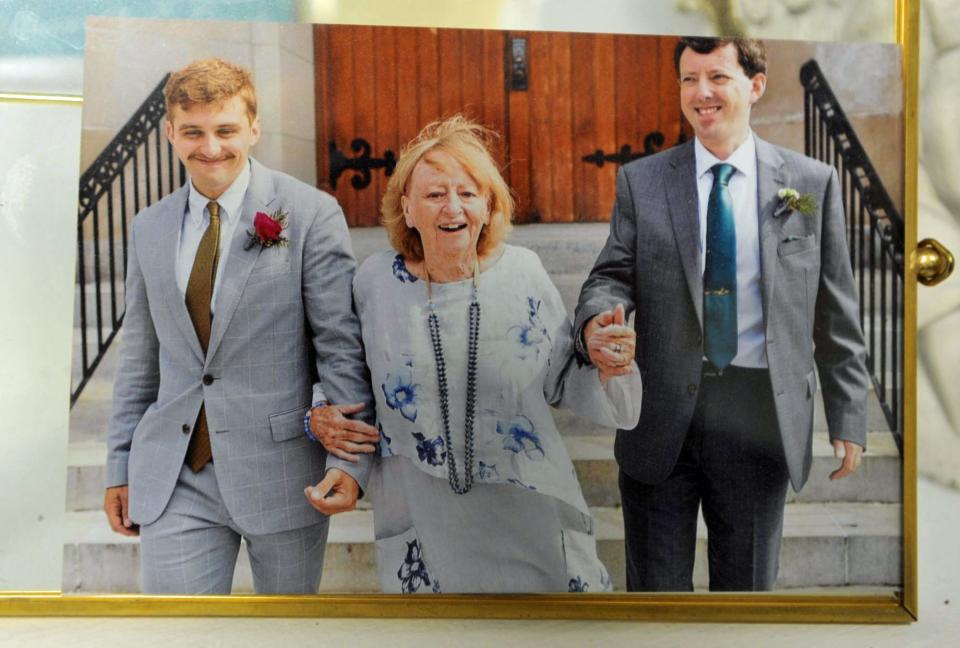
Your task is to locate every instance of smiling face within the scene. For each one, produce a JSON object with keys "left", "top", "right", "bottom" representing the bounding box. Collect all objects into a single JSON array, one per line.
[
  {"left": 679, "top": 43, "right": 766, "bottom": 159},
  {"left": 400, "top": 149, "right": 490, "bottom": 278},
  {"left": 165, "top": 95, "right": 261, "bottom": 199}
]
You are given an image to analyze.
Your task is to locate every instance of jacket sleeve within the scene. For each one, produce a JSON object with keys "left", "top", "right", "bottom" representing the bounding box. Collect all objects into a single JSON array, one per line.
[
  {"left": 573, "top": 166, "right": 639, "bottom": 365},
  {"left": 813, "top": 167, "right": 870, "bottom": 449},
  {"left": 105, "top": 221, "right": 161, "bottom": 487},
  {"left": 301, "top": 194, "right": 376, "bottom": 491}
]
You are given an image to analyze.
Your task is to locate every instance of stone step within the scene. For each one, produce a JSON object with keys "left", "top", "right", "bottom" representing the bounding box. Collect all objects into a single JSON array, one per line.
[
  {"left": 561, "top": 429, "right": 901, "bottom": 507},
  {"left": 70, "top": 326, "right": 121, "bottom": 394},
  {"left": 66, "top": 420, "right": 900, "bottom": 514},
  {"left": 73, "top": 281, "right": 126, "bottom": 325},
  {"left": 61, "top": 500, "right": 900, "bottom": 594},
  {"left": 348, "top": 223, "right": 609, "bottom": 274}
]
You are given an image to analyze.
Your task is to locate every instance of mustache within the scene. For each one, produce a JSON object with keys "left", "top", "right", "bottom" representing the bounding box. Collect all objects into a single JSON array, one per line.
[{"left": 189, "top": 153, "right": 235, "bottom": 162}]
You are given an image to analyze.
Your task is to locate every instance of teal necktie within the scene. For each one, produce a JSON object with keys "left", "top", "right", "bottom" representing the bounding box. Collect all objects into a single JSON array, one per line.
[{"left": 703, "top": 163, "right": 737, "bottom": 370}]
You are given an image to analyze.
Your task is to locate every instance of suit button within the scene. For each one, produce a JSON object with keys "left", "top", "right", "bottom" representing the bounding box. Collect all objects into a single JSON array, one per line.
[
  {"left": 181, "top": 424, "right": 190, "bottom": 434},
  {"left": 696, "top": 332, "right": 702, "bottom": 345},
  {"left": 687, "top": 383, "right": 697, "bottom": 395},
  {"left": 202, "top": 374, "right": 214, "bottom": 386}
]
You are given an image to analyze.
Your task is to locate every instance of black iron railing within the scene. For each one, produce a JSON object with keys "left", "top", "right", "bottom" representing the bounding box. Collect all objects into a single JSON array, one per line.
[
  {"left": 800, "top": 60, "right": 904, "bottom": 449},
  {"left": 72, "top": 74, "right": 185, "bottom": 405}
]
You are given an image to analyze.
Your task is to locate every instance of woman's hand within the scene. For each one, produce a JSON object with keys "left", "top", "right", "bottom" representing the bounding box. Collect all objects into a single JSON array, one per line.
[
  {"left": 308, "top": 402, "right": 380, "bottom": 462},
  {"left": 585, "top": 304, "right": 636, "bottom": 385}
]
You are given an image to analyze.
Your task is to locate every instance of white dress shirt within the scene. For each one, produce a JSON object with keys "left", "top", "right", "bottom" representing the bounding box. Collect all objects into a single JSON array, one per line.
[
  {"left": 175, "top": 162, "right": 251, "bottom": 314},
  {"left": 694, "top": 133, "right": 767, "bottom": 368}
]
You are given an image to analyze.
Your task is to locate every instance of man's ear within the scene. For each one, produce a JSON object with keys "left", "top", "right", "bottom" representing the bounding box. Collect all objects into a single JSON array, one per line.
[
  {"left": 750, "top": 72, "right": 767, "bottom": 104},
  {"left": 250, "top": 115, "right": 262, "bottom": 146},
  {"left": 164, "top": 118, "right": 175, "bottom": 144}
]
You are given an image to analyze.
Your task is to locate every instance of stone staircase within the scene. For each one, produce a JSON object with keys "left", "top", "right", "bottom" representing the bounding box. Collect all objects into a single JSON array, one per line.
[{"left": 65, "top": 223, "right": 902, "bottom": 593}]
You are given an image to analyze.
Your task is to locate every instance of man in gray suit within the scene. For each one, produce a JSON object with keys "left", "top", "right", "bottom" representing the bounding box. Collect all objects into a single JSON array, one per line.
[
  {"left": 103, "top": 58, "right": 377, "bottom": 594},
  {"left": 574, "top": 38, "right": 869, "bottom": 591}
]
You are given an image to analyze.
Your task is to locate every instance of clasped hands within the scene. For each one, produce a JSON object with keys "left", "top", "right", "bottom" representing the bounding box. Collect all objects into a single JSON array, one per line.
[
  {"left": 304, "top": 402, "right": 379, "bottom": 515},
  {"left": 583, "top": 304, "right": 637, "bottom": 385}
]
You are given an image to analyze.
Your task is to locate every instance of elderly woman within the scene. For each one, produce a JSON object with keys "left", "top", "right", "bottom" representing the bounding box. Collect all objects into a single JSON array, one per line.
[{"left": 307, "top": 117, "right": 640, "bottom": 593}]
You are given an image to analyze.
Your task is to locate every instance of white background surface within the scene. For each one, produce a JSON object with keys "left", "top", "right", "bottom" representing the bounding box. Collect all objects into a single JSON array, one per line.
[{"left": 0, "top": 101, "right": 79, "bottom": 591}]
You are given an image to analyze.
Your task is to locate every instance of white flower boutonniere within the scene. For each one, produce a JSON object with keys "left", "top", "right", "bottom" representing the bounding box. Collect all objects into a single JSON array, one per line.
[{"left": 775, "top": 187, "right": 816, "bottom": 217}]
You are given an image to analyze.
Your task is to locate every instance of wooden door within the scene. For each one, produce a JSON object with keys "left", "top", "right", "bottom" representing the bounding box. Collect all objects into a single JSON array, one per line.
[{"left": 314, "top": 26, "right": 688, "bottom": 226}]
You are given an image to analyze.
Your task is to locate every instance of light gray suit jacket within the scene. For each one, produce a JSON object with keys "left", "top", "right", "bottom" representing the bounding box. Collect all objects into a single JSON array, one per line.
[
  {"left": 106, "top": 159, "right": 373, "bottom": 535},
  {"left": 574, "top": 137, "right": 869, "bottom": 491}
]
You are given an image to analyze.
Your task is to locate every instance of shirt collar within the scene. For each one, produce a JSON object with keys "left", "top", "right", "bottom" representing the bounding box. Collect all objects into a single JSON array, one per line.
[
  {"left": 186, "top": 160, "right": 251, "bottom": 227},
  {"left": 694, "top": 131, "right": 757, "bottom": 182}
]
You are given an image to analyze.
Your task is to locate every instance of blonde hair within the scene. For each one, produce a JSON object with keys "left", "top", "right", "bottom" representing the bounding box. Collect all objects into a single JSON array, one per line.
[
  {"left": 163, "top": 57, "right": 258, "bottom": 124},
  {"left": 382, "top": 116, "right": 514, "bottom": 262}
]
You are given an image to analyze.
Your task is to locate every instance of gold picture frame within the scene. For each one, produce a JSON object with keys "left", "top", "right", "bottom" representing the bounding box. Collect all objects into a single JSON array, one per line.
[{"left": 0, "top": 0, "right": 920, "bottom": 623}]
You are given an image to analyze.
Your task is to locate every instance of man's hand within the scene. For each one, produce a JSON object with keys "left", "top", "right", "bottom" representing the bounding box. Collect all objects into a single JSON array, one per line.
[
  {"left": 829, "top": 440, "right": 864, "bottom": 480},
  {"left": 103, "top": 485, "right": 139, "bottom": 537},
  {"left": 309, "top": 402, "right": 379, "bottom": 463},
  {"left": 584, "top": 304, "right": 636, "bottom": 382},
  {"left": 304, "top": 468, "right": 359, "bottom": 515}
]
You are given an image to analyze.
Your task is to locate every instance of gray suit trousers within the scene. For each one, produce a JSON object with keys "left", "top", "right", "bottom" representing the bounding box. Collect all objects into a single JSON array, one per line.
[
  {"left": 139, "top": 463, "right": 329, "bottom": 595},
  {"left": 619, "top": 365, "right": 789, "bottom": 592}
]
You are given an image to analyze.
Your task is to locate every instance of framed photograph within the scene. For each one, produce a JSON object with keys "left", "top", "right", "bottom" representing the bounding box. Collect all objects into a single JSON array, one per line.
[{"left": 0, "top": 0, "right": 932, "bottom": 624}]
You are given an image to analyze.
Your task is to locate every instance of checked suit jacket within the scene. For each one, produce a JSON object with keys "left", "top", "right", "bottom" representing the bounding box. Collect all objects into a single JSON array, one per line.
[
  {"left": 574, "top": 137, "right": 869, "bottom": 492},
  {"left": 105, "top": 158, "right": 373, "bottom": 535}
]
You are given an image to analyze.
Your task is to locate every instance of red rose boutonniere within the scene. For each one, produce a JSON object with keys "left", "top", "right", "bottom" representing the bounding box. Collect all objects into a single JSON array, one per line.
[{"left": 244, "top": 208, "right": 289, "bottom": 250}]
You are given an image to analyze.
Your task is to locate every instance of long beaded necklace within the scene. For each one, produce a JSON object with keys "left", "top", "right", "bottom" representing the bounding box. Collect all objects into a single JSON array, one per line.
[{"left": 424, "top": 259, "right": 480, "bottom": 495}]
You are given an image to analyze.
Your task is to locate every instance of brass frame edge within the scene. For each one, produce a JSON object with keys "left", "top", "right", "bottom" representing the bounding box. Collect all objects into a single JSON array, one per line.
[
  {"left": 0, "top": 593, "right": 913, "bottom": 623},
  {"left": 896, "top": 0, "right": 920, "bottom": 622},
  {"left": 0, "top": 92, "right": 83, "bottom": 105}
]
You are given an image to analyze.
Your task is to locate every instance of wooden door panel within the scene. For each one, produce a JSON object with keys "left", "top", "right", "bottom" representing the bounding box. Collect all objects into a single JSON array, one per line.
[
  {"left": 315, "top": 26, "right": 685, "bottom": 226},
  {"left": 571, "top": 33, "right": 617, "bottom": 223}
]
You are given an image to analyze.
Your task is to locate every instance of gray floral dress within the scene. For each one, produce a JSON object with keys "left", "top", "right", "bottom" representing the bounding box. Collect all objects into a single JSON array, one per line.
[{"left": 344, "top": 245, "right": 641, "bottom": 593}]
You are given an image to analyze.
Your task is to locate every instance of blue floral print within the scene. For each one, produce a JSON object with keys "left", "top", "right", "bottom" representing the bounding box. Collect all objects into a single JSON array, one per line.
[
  {"left": 383, "top": 366, "right": 419, "bottom": 422},
  {"left": 412, "top": 431, "right": 446, "bottom": 466},
  {"left": 392, "top": 254, "right": 418, "bottom": 283},
  {"left": 398, "top": 539, "right": 432, "bottom": 593},
  {"left": 496, "top": 415, "right": 545, "bottom": 460},
  {"left": 507, "top": 477, "right": 537, "bottom": 491},
  {"left": 378, "top": 423, "right": 394, "bottom": 457},
  {"left": 478, "top": 461, "right": 499, "bottom": 480},
  {"left": 568, "top": 577, "right": 589, "bottom": 592},
  {"left": 507, "top": 297, "right": 552, "bottom": 359}
]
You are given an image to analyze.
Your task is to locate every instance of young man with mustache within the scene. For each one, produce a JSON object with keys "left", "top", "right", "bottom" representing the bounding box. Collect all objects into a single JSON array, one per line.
[{"left": 103, "top": 57, "right": 377, "bottom": 594}]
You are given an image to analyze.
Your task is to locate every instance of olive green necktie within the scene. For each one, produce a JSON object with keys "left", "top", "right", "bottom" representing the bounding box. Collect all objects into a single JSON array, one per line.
[{"left": 184, "top": 200, "right": 220, "bottom": 472}]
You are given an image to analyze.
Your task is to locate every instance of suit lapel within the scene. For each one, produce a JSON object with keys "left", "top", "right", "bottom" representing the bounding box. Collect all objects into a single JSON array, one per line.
[
  {"left": 666, "top": 141, "right": 704, "bottom": 327},
  {"left": 755, "top": 137, "right": 787, "bottom": 334},
  {"left": 155, "top": 185, "right": 206, "bottom": 363},
  {"left": 205, "top": 159, "right": 274, "bottom": 361}
]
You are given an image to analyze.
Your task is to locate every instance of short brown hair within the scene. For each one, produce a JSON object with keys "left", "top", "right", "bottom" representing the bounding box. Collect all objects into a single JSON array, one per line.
[
  {"left": 381, "top": 116, "right": 514, "bottom": 263},
  {"left": 674, "top": 37, "right": 767, "bottom": 78},
  {"left": 163, "top": 57, "right": 258, "bottom": 123}
]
